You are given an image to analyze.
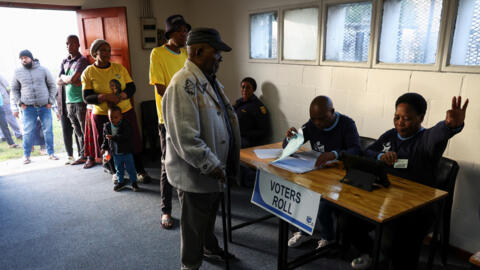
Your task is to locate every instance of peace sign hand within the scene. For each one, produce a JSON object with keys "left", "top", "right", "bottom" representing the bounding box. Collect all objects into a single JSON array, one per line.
[{"left": 445, "top": 96, "right": 469, "bottom": 128}]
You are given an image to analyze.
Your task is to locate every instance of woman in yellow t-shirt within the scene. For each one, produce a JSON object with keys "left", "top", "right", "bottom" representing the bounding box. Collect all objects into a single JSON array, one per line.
[{"left": 82, "top": 39, "right": 150, "bottom": 182}]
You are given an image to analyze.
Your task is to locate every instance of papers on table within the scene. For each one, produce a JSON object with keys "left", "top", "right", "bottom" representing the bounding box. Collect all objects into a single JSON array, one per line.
[
  {"left": 271, "top": 151, "right": 322, "bottom": 174},
  {"left": 253, "top": 149, "right": 283, "bottom": 159},
  {"left": 253, "top": 129, "right": 336, "bottom": 174}
]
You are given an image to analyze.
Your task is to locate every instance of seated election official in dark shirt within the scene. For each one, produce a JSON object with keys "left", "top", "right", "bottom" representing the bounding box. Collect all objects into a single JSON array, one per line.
[
  {"left": 345, "top": 93, "right": 469, "bottom": 270},
  {"left": 283, "top": 95, "right": 362, "bottom": 250},
  {"left": 233, "top": 77, "right": 270, "bottom": 148},
  {"left": 283, "top": 95, "right": 361, "bottom": 167}
]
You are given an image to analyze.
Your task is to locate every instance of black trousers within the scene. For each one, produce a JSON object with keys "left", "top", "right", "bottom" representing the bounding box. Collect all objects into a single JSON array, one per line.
[
  {"left": 178, "top": 190, "right": 221, "bottom": 270},
  {"left": 340, "top": 207, "right": 435, "bottom": 270},
  {"left": 159, "top": 124, "right": 172, "bottom": 214},
  {"left": 60, "top": 112, "right": 79, "bottom": 157},
  {"left": 66, "top": 103, "right": 86, "bottom": 158}
]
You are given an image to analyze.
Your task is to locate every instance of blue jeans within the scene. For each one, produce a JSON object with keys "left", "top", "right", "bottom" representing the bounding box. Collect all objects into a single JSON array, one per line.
[
  {"left": 22, "top": 106, "right": 54, "bottom": 157},
  {"left": 113, "top": 153, "right": 137, "bottom": 184}
]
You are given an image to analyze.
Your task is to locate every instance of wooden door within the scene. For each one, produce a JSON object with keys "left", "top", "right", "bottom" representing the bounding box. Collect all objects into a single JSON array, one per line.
[{"left": 76, "top": 7, "right": 131, "bottom": 73}]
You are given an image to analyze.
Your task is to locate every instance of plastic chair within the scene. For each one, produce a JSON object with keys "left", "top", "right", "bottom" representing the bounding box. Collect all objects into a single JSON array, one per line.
[
  {"left": 359, "top": 136, "right": 376, "bottom": 152},
  {"left": 140, "top": 100, "right": 160, "bottom": 160},
  {"left": 427, "top": 157, "right": 459, "bottom": 268}
]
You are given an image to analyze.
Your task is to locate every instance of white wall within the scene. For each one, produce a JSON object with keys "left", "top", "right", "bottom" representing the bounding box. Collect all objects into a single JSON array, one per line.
[{"left": 186, "top": 0, "right": 480, "bottom": 253}]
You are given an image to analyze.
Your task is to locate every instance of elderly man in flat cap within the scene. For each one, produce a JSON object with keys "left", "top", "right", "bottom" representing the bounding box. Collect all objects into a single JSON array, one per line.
[
  {"left": 162, "top": 28, "right": 240, "bottom": 270},
  {"left": 11, "top": 50, "right": 58, "bottom": 164}
]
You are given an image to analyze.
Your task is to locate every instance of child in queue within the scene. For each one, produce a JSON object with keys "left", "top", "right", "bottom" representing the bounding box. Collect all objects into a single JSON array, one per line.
[{"left": 101, "top": 106, "right": 139, "bottom": 192}]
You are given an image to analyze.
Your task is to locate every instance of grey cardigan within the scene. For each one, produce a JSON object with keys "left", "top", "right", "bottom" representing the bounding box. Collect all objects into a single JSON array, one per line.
[
  {"left": 11, "top": 60, "right": 57, "bottom": 109},
  {"left": 162, "top": 60, "right": 241, "bottom": 193}
]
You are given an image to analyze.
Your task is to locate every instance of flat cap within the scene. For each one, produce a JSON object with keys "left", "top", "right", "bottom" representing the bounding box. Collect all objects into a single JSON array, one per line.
[{"left": 187, "top": 28, "right": 231, "bottom": 52}]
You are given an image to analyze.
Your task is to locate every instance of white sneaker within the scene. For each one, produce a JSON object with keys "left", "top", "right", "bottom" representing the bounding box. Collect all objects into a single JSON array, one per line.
[
  {"left": 351, "top": 254, "right": 372, "bottom": 270},
  {"left": 112, "top": 174, "right": 118, "bottom": 184},
  {"left": 49, "top": 154, "right": 59, "bottom": 160},
  {"left": 316, "top": 239, "right": 330, "bottom": 249},
  {"left": 65, "top": 156, "right": 74, "bottom": 165},
  {"left": 287, "top": 232, "right": 312, "bottom": 248}
]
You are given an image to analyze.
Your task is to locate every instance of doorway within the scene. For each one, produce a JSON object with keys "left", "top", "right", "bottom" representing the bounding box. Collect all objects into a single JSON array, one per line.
[{"left": 0, "top": 6, "right": 78, "bottom": 163}]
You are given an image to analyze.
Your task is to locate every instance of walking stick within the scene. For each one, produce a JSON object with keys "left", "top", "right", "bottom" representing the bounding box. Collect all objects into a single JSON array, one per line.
[{"left": 221, "top": 181, "right": 230, "bottom": 270}]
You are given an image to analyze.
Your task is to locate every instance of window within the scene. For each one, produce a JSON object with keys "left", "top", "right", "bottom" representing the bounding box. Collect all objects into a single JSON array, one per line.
[
  {"left": 325, "top": 1, "right": 372, "bottom": 62},
  {"left": 378, "top": 0, "right": 444, "bottom": 64},
  {"left": 250, "top": 11, "right": 278, "bottom": 59},
  {"left": 450, "top": 0, "right": 480, "bottom": 66},
  {"left": 283, "top": 7, "right": 319, "bottom": 61}
]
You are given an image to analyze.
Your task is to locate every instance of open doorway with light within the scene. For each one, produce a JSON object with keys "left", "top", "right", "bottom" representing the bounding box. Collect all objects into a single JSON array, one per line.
[
  {"left": 0, "top": 4, "right": 130, "bottom": 172},
  {"left": 0, "top": 6, "right": 78, "bottom": 164}
]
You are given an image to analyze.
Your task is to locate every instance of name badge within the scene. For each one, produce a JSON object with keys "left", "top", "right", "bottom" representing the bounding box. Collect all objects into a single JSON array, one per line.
[{"left": 394, "top": 159, "right": 408, "bottom": 169}]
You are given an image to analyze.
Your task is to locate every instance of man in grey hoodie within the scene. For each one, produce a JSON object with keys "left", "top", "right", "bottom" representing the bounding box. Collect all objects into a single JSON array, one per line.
[{"left": 11, "top": 50, "right": 58, "bottom": 164}]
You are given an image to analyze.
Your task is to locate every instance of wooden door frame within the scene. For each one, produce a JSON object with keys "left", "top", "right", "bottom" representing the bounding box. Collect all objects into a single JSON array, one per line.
[{"left": 0, "top": 2, "right": 80, "bottom": 10}]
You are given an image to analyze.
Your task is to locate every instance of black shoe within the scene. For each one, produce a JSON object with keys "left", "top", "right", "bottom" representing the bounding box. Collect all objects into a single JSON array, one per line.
[
  {"left": 203, "top": 248, "right": 235, "bottom": 262},
  {"left": 113, "top": 182, "right": 126, "bottom": 191},
  {"left": 131, "top": 182, "right": 139, "bottom": 192}
]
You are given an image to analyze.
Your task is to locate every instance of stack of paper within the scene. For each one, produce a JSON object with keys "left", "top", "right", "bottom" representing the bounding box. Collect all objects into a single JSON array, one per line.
[{"left": 271, "top": 151, "right": 321, "bottom": 174}]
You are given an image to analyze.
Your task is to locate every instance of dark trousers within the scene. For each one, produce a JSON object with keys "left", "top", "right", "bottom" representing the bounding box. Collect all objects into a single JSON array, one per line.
[
  {"left": 66, "top": 103, "right": 86, "bottom": 158},
  {"left": 0, "top": 107, "right": 14, "bottom": 145},
  {"left": 340, "top": 207, "right": 435, "bottom": 270},
  {"left": 178, "top": 190, "right": 221, "bottom": 270},
  {"left": 60, "top": 112, "right": 80, "bottom": 157},
  {"left": 159, "top": 124, "right": 172, "bottom": 214}
]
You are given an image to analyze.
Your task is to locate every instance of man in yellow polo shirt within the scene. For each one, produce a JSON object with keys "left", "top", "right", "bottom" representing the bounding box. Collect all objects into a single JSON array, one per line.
[{"left": 149, "top": 14, "right": 190, "bottom": 230}]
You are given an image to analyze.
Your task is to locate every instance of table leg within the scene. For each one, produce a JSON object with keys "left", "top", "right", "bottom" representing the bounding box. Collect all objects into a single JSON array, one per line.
[
  {"left": 372, "top": 223, "right": 383, "bottom": 270},
  {"left": 278, "top": 219, "right": 288, "bottom": 270}
]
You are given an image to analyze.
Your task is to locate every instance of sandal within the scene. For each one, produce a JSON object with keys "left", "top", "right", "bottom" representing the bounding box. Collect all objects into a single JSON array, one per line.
[{"left": 161, "top": 215, "right": 174, "bottom": 229}]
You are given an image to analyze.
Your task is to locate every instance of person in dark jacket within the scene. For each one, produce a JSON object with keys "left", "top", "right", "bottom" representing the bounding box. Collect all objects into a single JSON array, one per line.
[
  {"left": 284, "top": 95, "right": 362, "bottom": 250},
  {"left": 101, "top": 106, "right": 139, "bottom": 192},
  {"left": 233, "top": 77, "right": 270, "bottom": 148},
  {"left": 346, "top": 93, "right": 468, "bottom": 270}
]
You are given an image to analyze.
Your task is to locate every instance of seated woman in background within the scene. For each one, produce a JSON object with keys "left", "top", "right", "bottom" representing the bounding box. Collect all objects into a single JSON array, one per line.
[
  {"left": 344, "top": 93, "right": 468, "bottom": 270},
  {"left": 233, "top": 77, "right": 270, "bottom": 148}
]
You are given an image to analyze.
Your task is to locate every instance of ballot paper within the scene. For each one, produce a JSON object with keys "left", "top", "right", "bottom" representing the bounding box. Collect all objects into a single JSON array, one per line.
[
  {"left": 394, "top": 159, "right": 408, "bottom": 169},
  {"left": 274, "top": 131, "right": 305, "bottom": 162},
  {"left": 254, "top": 149, "right": 283, "bottom": 159}
]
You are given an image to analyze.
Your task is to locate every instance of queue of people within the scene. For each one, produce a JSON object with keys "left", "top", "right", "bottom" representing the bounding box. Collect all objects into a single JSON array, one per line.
[{"left": 0, "top": 12, "right": 470, "bottom": 270}]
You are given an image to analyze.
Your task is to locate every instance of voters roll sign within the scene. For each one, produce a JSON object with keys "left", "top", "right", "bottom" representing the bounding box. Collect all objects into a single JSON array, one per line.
[{"left": 251, "top": 169, "right": 321, "bottom": 235}]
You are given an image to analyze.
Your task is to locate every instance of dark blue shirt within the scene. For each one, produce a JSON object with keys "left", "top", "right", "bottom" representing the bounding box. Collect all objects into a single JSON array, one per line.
[
  {"left": 365, "top": 121, "right": 463, "bottom": 187},
  {"left": 234, "top": 95, "right": 269, "bottom": 147},
  {"left": 283, "top": 113, "right": 361, "bottom": 158}
]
